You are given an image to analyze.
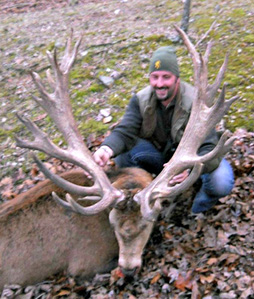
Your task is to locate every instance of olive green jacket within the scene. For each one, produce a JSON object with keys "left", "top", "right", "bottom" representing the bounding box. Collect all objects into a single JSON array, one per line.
[
  {"left": 103, "top": 81, "right": 222, "bottom": 173},
  {"left": 138, "top": 81, "right": 195, "bottom": 144}
]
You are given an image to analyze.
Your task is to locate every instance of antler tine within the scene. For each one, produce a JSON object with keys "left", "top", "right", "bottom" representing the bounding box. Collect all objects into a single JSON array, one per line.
[
  {"left": 137, "top": 26, "right": 238, "bottom": 220},
  {"left": 16, "top": 112, "right": 89, "bottom": 167},
  {"left": 15, "top": 113, "right": 111, "bottom": 198},
  {"left": 224, "top": 134, "right": 238, "bottom": 154},
  {"left": 61, "top": 34, "right": 82, "bottom": 74},
  {"left": 198, "top": 130, "right": 229, "bottom": 163},
  {"left": 65, "top": 193, "right": 116, "bottom": 215},
  {"left": 206, "top": 54, "right": 229, "bottom": 106},
  {"left": 210, "top": 84, "right": 239, "bottom": 121},
  {"left": 200, "top": 54, "right": 208, "bottom": 99},
  {"left": 139, "top": 194, "right": 162, "bottom": 222},
  {"left": 174, "top": 25, "right": 207, "bottom": 102},
  {"left": 195, "top": 20, "right": 216, "bottom": 48},
  {"left": 60, "top": 28, "right": 74, "bottom": 73},
  {"left": 15, "top": 113, "right": 62, "bottom": 155},
  {"left": 30, "top": 71, "right": 52, "bottom": 106},
  {"left": 174, "top": 25, "right": 202, "bottom": 86},
  {"left": 33, "top": 154, "right": 100, "bottom": 196},
  {"left": 140, "top": 162, "right": 203, "bottom": 221},
  {"left": 16, "top": 33, "right": 124, "bottom": 215},
  {"left": 46, "top": 69, "right": 55, "bottom": 90},
  {"left": 52, "top": 192, "right": 74, "bottom": 211},
  {"left": 174, "top": 25, "right": 200, "bottom": 70},
  {"left": 203, "top": 40, "right": 213, "bottom": 65},
  {"left": 46, "top": 49, "right": 63, "bottom": 86},
  {"left": 53, "top": 191, "right": 123, "bottom": 216}
]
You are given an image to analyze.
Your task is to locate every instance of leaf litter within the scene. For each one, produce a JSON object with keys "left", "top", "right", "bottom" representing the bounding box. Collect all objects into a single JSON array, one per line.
[{"left": 1, "top": 126, "right": 254, "bottom": 298}]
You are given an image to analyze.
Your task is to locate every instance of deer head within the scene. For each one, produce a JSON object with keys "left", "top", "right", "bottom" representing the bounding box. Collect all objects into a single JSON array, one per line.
[
  {"left": 16, "top": 27, "right": 237, "bottom": 278},
  {"left": 108, "top": 168, "right": 154, "bottom": 276}
]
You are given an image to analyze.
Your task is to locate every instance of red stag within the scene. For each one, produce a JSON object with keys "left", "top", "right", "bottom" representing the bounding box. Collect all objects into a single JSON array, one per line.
[{"left": 0, "top": 26, "right": 237, "bottom": 288}]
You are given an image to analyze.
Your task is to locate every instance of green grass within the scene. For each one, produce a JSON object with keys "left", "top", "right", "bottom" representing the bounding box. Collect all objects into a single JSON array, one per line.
[{"left": 1, "top": 0, "right": 253, "bottom": 175}]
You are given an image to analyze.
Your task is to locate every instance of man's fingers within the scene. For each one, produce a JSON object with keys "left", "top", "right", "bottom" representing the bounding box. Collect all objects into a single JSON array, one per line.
[
  {"left": 95, "top": 155, "right": 106, "bottom": 167},
  {"left": 93, "top": 155, "right": 104, "bottom": 167},
  {"left": 169, "top": 170, "right": 190, "bottom": 185},
  {"left": 93, "top": 146, "right": 113, "bottom": 167}
]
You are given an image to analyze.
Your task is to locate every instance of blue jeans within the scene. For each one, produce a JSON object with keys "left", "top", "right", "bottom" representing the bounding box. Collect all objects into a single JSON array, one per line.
[
  {"left": 114, "top": 139, "right": 234, "bottom": 213},
  {"left": 192, "top": 158, "right": 234, "bottom": 213},
  {"left": 114, "top": 139, "right": 166, "bottom": 175}
]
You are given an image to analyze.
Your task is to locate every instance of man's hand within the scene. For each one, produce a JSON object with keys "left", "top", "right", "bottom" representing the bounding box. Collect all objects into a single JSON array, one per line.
[
  {"left": 93, "top": 146, "right": 113, "bottom": 167},
  {"left": 168, "top": 169, "right": 189, "bottom": 186}
]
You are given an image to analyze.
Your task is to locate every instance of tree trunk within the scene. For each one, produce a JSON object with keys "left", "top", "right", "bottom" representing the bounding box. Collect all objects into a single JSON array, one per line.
[{"left": 181, "top": 0, "right": 191, "bottom": 33}]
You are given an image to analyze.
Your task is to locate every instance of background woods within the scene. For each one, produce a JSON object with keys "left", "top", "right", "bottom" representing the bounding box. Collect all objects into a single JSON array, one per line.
[{"left": 0, "top": 0, "right": 254, "bottom": 298}]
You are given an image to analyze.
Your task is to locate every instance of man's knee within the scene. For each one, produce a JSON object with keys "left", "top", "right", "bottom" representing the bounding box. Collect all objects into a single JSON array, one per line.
[
  {"left": 202, "top": 158, "right": 234, "bottom": 197},
  {"left": 210, "top": 178, "right": 234, "bottom": 197},
  {"left": 116, "top": 139, "right": 164, "bottom": 174},
  {"left": 114, "top": 152, "right": 134, "bottom": 168}
]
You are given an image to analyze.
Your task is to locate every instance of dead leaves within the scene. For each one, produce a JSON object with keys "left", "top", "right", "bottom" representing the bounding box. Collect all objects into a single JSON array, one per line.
[
  {"left": 0, "top": 159, "right": 77, "bottom": 202},
  {"left": 173, "top": 271, "right": 194, "bottom": 291},
  {"left": 150, "top": 272, "right": 161, "bottom": 285},
  {"left": 228, "top": 128, "right": 254, "bottom": 177},
  {"left": 1, "top": 131, "right": 254, "bottom": 297},
  {"left": 110, "top": 267, "right": 125, "bottom": 285}
]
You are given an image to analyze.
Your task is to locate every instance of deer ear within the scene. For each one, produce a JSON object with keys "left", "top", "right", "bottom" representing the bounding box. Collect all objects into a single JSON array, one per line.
[{"left": 109, "top": 209, "right": 117, "bottom": 226}]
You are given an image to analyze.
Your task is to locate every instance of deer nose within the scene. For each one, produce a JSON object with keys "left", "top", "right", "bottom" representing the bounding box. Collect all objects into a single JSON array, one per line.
[{"left": 120, "top": 266, "right": 139, "bottom": 278}]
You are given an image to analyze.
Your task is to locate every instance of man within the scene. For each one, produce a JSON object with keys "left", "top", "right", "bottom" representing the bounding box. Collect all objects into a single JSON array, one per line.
[{"left": 93, "top": 46, "right": 234, "bottom": 213}]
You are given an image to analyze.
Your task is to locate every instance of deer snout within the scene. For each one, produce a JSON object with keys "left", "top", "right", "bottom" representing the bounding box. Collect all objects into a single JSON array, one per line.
[
  {"left": 118, "top": 254, "right": 142, "bottom": 273},
  {"left": 120, "top": 266, "right": 140, "bottom": 278}
]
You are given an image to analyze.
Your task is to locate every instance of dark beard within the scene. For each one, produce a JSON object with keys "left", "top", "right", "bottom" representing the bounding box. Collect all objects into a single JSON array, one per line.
[{"left": 154, "top": 87, "right": 175, "bottom": 102}]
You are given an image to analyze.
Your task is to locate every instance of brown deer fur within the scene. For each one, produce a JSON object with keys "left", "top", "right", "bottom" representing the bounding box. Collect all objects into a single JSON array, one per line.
[{"left": 0, "top": 167, "right": 153, "bottom": 290}]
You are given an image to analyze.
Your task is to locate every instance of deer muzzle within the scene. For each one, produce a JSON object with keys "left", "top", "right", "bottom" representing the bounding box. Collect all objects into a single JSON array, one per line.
[{"left": 120, "top": 266, "right": 140, "bottom": 278}]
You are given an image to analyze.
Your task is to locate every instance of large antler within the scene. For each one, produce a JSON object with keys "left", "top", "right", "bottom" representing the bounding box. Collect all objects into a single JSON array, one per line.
[
  {"left": 16, "top": 31, "right": 124, "bottom": 215},
  {"left": 136, "top": 26, "right": 238, "bottom": 221}
]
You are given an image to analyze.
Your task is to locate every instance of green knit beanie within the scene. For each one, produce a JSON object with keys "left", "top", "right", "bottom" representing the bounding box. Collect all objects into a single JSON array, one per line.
[{"left": 149, "top": 46, "right": 179, "bottom": 77}]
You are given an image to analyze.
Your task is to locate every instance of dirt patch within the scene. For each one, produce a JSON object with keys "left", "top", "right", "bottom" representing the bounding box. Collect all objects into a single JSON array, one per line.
[{"left": 0, "top": 0, "right": 103, "bottom": 14}]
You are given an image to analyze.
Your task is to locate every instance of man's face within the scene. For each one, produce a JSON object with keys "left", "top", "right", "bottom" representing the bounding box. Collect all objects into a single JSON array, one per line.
[{"left": 149, "top": 70, "right": 178, "bottom": 102}]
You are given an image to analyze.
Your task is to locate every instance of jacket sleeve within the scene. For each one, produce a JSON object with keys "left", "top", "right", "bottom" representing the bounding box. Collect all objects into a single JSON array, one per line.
[
  {"left": 197, "top": 128, "right": 222, "bottom": 173},
  {"left": 102, "top": 95, "right": 142, "bottom": 156}
]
